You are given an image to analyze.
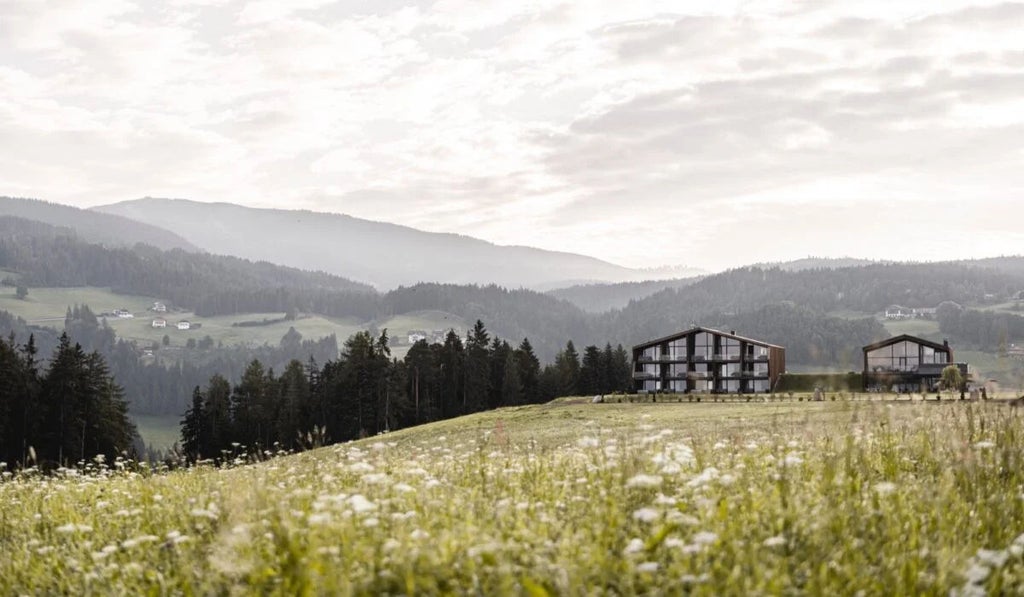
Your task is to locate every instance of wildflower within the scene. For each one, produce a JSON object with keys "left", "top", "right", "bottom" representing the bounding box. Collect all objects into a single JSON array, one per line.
[
  {"left": 348, "top": 494, "right": 376, "bottom": 513},
  {"left": 632, "top": 508, "right": 660, "bottom": 523},
  {"left": 624, "top": 538, "right": 645, "bottom": 555},
  {"left": 976, "top": 549, "right": 1009, "bottom": 568},
  {"left": 974, "top": 441, "right": 995, "bottom": 450},
  {"left": 873, "top": 482, "right": 897, "bottom": 496},
  {"left": 577, "top": 437, "right": 600, "bottom": 448},
  {"left": 626, "top": 474, "right": 663, "bottom": 489},
  {"left": 693, "top": 531, "right": 718, "bottom": 545},
  {"left": 783, "top": 453, "right": 803, "bottom": 467},
  {"left": 763, "top": 535, "right": 786, "bottom": 548},
  {"left": 687, "top": 467, "right": 719, "bottom": 488},
  {"left": 637, "top": 562, "right": 660, "bottom": 573},
  {"left": 56, "top": 523, "right": 93, "bottom": 534}
]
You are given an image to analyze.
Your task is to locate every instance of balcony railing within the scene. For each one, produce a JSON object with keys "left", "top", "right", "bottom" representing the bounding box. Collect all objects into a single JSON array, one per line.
[
  {"left": 632, "top": 372, "right": 657, "bottom": 380},
  {"left": 636, "top": 356, "right": 655, "bottom": 363}
]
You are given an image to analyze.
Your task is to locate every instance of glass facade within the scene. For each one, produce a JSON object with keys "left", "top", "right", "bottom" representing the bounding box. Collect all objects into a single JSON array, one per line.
[
  {"left": 867, "top": 340, "right": 949, "bottom": 372},
  {"left": 633, "top": 329, "right": 781, "bottom": 394}
]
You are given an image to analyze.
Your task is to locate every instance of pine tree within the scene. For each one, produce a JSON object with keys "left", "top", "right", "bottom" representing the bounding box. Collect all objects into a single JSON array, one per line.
[
  {"left": 515, "top": 338, "right": 541, "bottom": 404},
  {"left": 181, "top": 386, "right": 205, "bottom": 462},
  {"left": 554, "top": 341, "right": 581, "bottom": 397},
  {"left": 579, "top": 345, "right": 603, "bottom": 396},
  {"left": 501, "top": 349, "right": 523, "bottom": 406},
  {"left": 464, "top": 320, "right": 491, "bottom": 413}
]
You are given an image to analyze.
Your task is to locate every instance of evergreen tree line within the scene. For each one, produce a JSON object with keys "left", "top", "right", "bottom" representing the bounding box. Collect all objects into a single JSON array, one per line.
[
  {"left": 1, "top": 306, "right": 340, "bottom": 416},
  {"left": 0, "top": 333, "right": 135, "bottom": 470},
  {"left": 180, "top": 320, "right": 632, "bottom": 462},
  {"left": 937, "top": 301, "right": 1024, "bottom": 351}
]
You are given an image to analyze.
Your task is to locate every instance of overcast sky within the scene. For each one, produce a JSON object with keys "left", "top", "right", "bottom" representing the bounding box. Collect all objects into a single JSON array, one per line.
[{"left": 2, "top": 1, "right": 1023, "bottom": 270}]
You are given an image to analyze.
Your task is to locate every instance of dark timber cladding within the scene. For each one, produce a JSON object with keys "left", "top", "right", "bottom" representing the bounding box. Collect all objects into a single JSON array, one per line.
[
  {"left": 632, "top": 326, "right": 785, "bottom": 394},
  {"left": 862, "top": 334, "right": 969, "bottom": 392}
]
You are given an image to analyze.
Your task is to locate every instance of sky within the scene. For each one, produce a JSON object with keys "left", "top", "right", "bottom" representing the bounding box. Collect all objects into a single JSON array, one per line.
[{"left": 2, "top": 0, "right": 1023, "bottom": 271}]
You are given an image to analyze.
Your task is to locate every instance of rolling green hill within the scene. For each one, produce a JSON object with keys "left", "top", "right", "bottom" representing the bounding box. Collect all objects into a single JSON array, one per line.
[{"left": 2, "top": 399, "right": 1022, "bottom": 594}]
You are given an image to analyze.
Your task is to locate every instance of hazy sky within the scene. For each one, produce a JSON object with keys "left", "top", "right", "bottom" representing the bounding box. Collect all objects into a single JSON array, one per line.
[{"left": 2, "top": 1, "right": 1023, "bottom": 270}]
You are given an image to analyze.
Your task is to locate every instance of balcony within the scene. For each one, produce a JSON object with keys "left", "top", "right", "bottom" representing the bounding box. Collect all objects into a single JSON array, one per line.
[
  {"left": 632, "top": 372, "right": 657, "bottom": 380},
  {"left": 636, "top": 356, "right": 655, "bottom": 364}
]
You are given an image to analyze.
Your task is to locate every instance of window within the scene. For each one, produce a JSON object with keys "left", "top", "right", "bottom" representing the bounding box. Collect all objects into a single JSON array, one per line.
[
  {"left": 668, "top": 338, "right": 688, "bottom": 360},
  {"left": 694, "top": 332, "right": 713, "bottom": 359},
  {"left": 721, "top": 337, "right": 741, "bottom": 359}
]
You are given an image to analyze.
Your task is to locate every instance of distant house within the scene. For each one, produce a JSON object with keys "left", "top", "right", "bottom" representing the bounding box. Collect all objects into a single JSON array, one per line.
[
  {"left": 151, "top": 302, "right": 167, "bottom": 313},
  {"left": 863, "top": 334, "right": 969, "bottom": 392},
  {"left": 113, "top": 309, "right": 134, "bottom": 319},
  {"left": 151, "top": 318, "right": 167, "bottom": 328},
  {"left": 176, "top": 321, "right": 191, "bottom": 330},
  {"left": 884, "top": 305, "right": 936, "bottom": 320},
  {"left": 633, "top": 326, "right": 785, "bottom": 394},
  {"left": 407, "top": 330, "right": 428, "bottom": 344}
]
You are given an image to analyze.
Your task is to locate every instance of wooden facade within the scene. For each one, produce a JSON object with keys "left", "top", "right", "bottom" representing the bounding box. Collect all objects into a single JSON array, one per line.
[{"left": 632, "top": 327, "right": 785, "bottom": 394}]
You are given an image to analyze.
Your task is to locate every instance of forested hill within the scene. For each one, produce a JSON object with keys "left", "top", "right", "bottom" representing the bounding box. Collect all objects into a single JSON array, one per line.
[
  {"left": 0, "top": 216, "right": 376, "bottom": 313},
  {"left": 547, "top": 278, "right": 703, "bottom": 313},
  {"left": 5, "top": 216, "right": 1024, "bottom": 366},
  {"left": 0, "top": 196, "right": 197, "bottom": 252},
  {"left": 93, "top": 197, "right": 639, "bottom": 290}
]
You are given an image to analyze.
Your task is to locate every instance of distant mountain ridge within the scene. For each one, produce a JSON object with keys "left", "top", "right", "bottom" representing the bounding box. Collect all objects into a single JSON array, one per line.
[
  {"left": 92, "top": 198, "right": 686, "bottom": 290},
  {"left": 0, "top": 196, "right": 197, "bottom": 252}
]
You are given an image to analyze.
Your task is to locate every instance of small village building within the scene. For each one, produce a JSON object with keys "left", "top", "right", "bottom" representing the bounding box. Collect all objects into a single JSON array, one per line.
[
  {"left": 176, "top": 321, "right": 191, "bottom": 330},
  {"left": 862, "top": 334, "right": 969, "bottom": 392},
  {"left": 152, "top": 302, "right": 167, "bottom": 313},
  {"left": 632, "top": 326, "right": 786, "bottom": 394},
  {"left": 151, "top": 318, "right": 166, "bottom": 328}
]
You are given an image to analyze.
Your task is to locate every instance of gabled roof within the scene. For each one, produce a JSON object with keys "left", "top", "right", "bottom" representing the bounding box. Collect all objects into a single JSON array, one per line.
[
  {"left": 862, "top": 334, "right": 950, "bottom": 353},
  {"left": 632, "top": 326, "right": 784, "bottom": 352}
]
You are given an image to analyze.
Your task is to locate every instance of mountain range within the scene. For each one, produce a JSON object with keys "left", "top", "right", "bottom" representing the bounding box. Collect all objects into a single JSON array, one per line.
[{"left": 93, "top": 197, "right": 707, "bottom": 290}]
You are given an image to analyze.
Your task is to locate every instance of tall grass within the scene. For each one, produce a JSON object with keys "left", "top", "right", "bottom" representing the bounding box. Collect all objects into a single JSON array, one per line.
[{"left": 1, "top": 402, "right": 1022, "bottom": 594}]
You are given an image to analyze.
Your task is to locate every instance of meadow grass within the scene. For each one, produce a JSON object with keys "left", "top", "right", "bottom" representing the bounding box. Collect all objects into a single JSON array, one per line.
[
  {"left": 0, "top": 285, "right": 463, "bottom": 358},
  {"left": 2, "top": 401, "right": 1023, "bottom": 595}
]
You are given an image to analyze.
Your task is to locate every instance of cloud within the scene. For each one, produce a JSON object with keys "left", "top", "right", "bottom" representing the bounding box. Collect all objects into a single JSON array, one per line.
[{"left": 0, "top": 0, "right": 1022, "bottom": 269}]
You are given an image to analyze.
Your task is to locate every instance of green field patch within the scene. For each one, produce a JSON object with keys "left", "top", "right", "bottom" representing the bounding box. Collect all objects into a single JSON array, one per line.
[
  {"left": 133, "top": 414, "right": 182, "bottom": 452},
  {"left": 881, "top": 316, "right": 942, "bottom": 338}
]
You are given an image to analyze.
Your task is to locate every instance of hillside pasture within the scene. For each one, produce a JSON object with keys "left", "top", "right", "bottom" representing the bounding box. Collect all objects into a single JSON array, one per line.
[{"left": 2, "top": 400, "right": 1022, "bottom": 594}]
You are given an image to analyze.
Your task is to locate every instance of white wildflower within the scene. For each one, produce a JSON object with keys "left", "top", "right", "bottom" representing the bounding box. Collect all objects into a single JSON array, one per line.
[
  {"left": 763, "top": 535, "right": 786, "bottom": 548},
  {"left": 783, "top": 453, "right": 803, "bottom": 467},
  {"left": 632, "top": 508, "right": 660, "bottom": 523},
  {"left": 873, "top": 482, "right": 897, "bottom": 496},
  {"left": 637, "top": 562, "right": 660, "bottom": 573},
  {"left": 976, "top": 549, "right": 1009, "bottom": 568},
  {"left": 626, "top": 474, "right": 663, "bottom": 489},
  {"left": 577, "top": 437, "right": 600, "bottom": 448},
  {"left": 693, "top": 531, "right": 718, "bottom": 545},
  {"left": 348, "top": 494, "right": 376, "bottom": 513},
  {"left": 974, "top": 441, "right": 996, "bottom": 450},
  {"left": 624, "top": 538, "right": 645, "bottom": 555}
]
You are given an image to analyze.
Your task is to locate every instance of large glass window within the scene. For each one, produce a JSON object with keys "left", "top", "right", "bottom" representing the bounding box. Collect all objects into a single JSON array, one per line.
[
  {"left": 694, "top": 333, "right": 713, "bottom": 360},
  {"left": 753, "top": 379, "right": 770, "bottom": 392},
  {"left": 669, "top": 380, "right": 687, "bottom": 392},
  {"left": 668, "top": 363, "right": 688, "bottom": 377},
  {"left": 753, "top": 362, "right": 769, "bottom": 377},
  {"left": 722, "top": 362, "right": 741, "bottom": 378},
  {"left": 641, "top": 346, "right": 660, "bottom": 361},
  {"left": 718, "top": 379, "right": 740, "bottom": 392},
  {"left": 668, "top": 338, "right": 688, "bottom": 360},
  {"left": 721, "top": 337, "right": 741, "bottom": 359}
]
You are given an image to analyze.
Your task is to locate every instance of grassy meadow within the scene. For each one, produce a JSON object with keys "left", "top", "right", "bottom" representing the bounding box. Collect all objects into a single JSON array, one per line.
[
  {"left": 0, "top": 285, "right": 464, "bottom": 359},
  {"left": 2, "top": 399, "right": 1023, "bottom": 595}
]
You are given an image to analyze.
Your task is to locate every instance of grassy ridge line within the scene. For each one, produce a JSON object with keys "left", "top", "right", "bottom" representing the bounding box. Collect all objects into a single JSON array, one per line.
[{"left": 3, "top": 401, "right": 1024, "bottom": 594}]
